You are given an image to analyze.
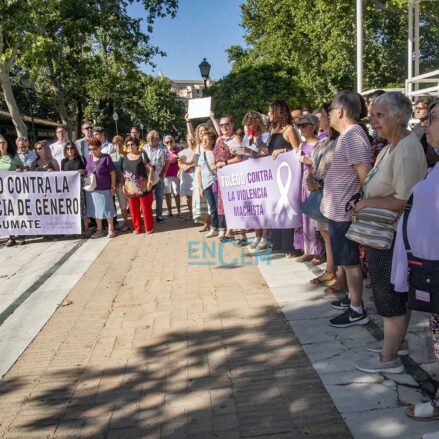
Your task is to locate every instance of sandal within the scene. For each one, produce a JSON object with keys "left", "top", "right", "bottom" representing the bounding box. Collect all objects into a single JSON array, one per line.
[
  {"left": 311, "top": 256, "right": 326, "bottom": 266},
  {"left": 295, "top": 254, "right": 314, "bottom": 263},
  {"left": 256, "top": 242, "right": 270, "bottom": 250},
  {"left": 237, "top": 239, "right": 249, "bottom": 247},
  {"left": 310, "top": 272, "right": 336, "bottom": 286},
  {"left": 5, "top": 238, "right": 16, "bottom": 247},
  {"left": 220, "top": 236, "right": 234, "bottom": 243},
  {"left": 107, "top": 232, "right": 116, "bottom": 238},
  {"left": 199, "top": 227, "right": 209, "bottom": 233},
  {"left": 91, "top": 231, "right": 105, "bottom": 239},
  {"left": 120, "top": 224, "right": 130, "bottom": 232},
  {"left": 324, "top": 284, "right": 348, "bottom": 296},
  {"left": 406, "top": 401, "right": 439, "bottom": 421}
]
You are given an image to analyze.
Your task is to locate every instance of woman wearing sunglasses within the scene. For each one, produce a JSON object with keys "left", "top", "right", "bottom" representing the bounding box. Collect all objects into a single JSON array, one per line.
[
  {"left": 30, "top": 140, "right": 60, "bottom": 172},
  {"left": 85, "top": 137, "right": 117, "bottom": 238},
  {"left": 61, "top": 141, "right": 89, "bottom": 236}
]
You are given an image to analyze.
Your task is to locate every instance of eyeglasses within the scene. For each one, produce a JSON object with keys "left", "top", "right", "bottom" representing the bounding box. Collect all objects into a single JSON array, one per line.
[
  {"left": 219, "top": 123, "right": 230, "bottom": 128},
  {"left": 88, "top": 147, "right": 98, "bottom": 151},
  {"left": 83, "top": 126, "right": 92, "bottom": 130},
  {"left": 426, "top": 113, "right": 439, "bottom": 124},
  {"left": 0, "top": 141, "right": 6, "bottom": 145},
  {"left": 415, "top": 106, "right": 427, "bottom": 111},
  {"left": 35, "top": 147, "right": 43, "bottom": 151},
  {"left": 164, "top": 141, "right": 173, "bottom": 144},
  {"left": 66, "top": 147, "right": 75, "bottom": 150},
  {"left": 126, "top": 143, "right": 135, "bottom": 147},
  {"left": 329, "top": 106, "right": 341, "bottom": 112},
  {"left": 297, "top": 123, "right": 312, "bottom": 128}
]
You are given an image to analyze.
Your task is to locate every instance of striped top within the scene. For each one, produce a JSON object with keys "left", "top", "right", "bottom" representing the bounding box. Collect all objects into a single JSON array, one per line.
[{"left": 321, "top": 124, "right": 371, "bottom": 222}]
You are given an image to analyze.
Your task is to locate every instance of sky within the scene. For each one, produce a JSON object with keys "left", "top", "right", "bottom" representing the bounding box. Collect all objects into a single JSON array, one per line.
[{"left": 129, "top": 0, "right": 246, "bottom": 80}]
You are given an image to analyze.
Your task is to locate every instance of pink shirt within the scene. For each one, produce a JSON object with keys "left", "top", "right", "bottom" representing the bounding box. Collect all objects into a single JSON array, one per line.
[
  {"left": 165, "top": 146, "right": 180, "bottom": 177},
  {"left": 321, "top": 124, "right": 371, "bottom": 222}
]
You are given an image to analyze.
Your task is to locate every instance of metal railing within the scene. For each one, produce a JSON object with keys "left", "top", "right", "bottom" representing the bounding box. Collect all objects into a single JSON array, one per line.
[{"left": 406, "top": 69, "right": 439, "bottom": 97}]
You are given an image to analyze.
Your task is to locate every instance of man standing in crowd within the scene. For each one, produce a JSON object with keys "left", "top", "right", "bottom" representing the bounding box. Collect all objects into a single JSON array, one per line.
[
  {"left": 16, "top": 137, "right": 36, "bottom": 169},
  {"left": 75, "top": 122, "right": 94, "bottom": 157},
  {"left": 321, "top": 90, "right": 371, "bottom": 328},
  {"left": 129, "top": 127, "right": 146, "bottom": 151},
  {"left": 143, "top": 130, "right": 169, "bottom": 223},
  {"left": 291, "top": 109, "right": 302, "bottom": 127},
  {"left": 50, "top": 125, "right": 69, "bottom": 167},
  {"left": 93, "top": 127, "right": 114, "bottom": 154}
]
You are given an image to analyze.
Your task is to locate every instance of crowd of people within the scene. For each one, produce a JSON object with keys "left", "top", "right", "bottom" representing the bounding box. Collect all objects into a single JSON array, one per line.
[{"left": 2, "top": 91, "right": 439, "bottom": 434}]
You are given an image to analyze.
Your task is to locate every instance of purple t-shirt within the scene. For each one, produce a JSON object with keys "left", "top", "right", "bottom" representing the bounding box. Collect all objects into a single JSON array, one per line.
[{"left": 86, "top": 153, "right": 115, "bottom": 190}]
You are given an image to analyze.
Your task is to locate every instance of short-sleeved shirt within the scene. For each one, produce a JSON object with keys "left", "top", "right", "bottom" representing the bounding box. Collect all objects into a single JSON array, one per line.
[
  {"left": 178, "top": 148, "right": 195, "bottom": 172},
  {"left": 365, "top": 132, "right": 426, "bottom": 200},
  {"left": 121, "top": 153, "right": 151, "bottom": 198},
  {"left": 111, "top": 152, "right": 125, "bottom": 184},
  {"left": 142, "top": 144, "right": 168, "bottom": 175},
  {"left": 0, "top": 154, "right": 23, "bottom": 171},
  {"left": 18, "top": 150, "right": 37, "bottom": 168},
  {"left": 321, "top": 124, "right": 371, "bottom": 222},
  {"left": 198, "top": 150, "right": 216, "bottom": 190},
  {"left": 86, "top": 153, "right": 114, "bottom": 190},
  {"left": 101, "top": 140, "right": 115, "bottom": 155},
  {"left": 50, "top": 141, "right": 65, "bottom": 168},
  {"left": 166, "top": 146, "right": 180, "bottom": 177}
]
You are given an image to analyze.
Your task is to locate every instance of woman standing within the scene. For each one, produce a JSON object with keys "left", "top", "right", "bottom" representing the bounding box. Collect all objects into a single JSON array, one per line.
[
  {"left": 294, "top": 114, "right": 324, "bottom": 263},
  {"left": 31, "top": 141, "right": 60, "bottom": 172},
  {"left": 267, "top": 100, "right": 300, "bottom": 255},
  {"left": 197, "top": 132, "right": 218, "bottom": 237},
  {"left": 213, "top": 114, "right": 243, "bottom": 241},
  {"left": 178, "top": 135, "right": 197, "bottom": 217},
  {"left": 0, "top": 135, "right": 24, "bottom": 247},
  {"left": 111, "top": 136, "right": 129, "bottom": 232},
  {"left": 353, "top": 92, "right": 427, "bottom": 374},
  {"left": 85, "top": 137, "right": 117, "bottom": 239},
  {"left": 61, "top": 141, "right": 89, "bottom": 235},
  {"left": 307, "top": 104, "right": 340, "bottom": 287},
  {"left": 121, "top": 137, "right": 154, "bottom": 234},
  {"left": 163, "top": 135, "right": 181, "bottom": 218}
]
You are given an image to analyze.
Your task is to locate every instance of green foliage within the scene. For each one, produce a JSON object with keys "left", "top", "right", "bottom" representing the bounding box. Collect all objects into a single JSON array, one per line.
[
  {"left": 219, "top": 0, "right": 439, "bottom": 109},
  {"left": 209, "top": 63, "right": 308, "bottom": 125}
]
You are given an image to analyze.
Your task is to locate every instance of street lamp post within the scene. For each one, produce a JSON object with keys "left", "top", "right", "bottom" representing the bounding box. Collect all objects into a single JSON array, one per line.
[
  {"left": 92, "top": 103, "right": 99, "bottom": 126},
  {"left": 112, "top": 111, "right": 119, "bottom": 135},
  {"left": 198, "top": 58, "right": 211, "bottom": 97},
  {"left": 21, "top": 73, "right": 37, "bottom": 141}
]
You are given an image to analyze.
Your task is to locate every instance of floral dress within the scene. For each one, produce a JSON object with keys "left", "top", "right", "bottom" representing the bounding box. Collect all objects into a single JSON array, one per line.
[
  {"left": 294, "top": 141, "right": 324, "bottom": 255},
  {"left": 213, "top": 135, "right": 234, "bottom": 215}
]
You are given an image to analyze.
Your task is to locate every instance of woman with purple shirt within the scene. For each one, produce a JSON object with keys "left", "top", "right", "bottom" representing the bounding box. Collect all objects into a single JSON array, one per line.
[
  {"left": 294, "top": 114, "right": 324, "bottom": 263},
  {"left": 394, "top": 99, "right": 439, "bottom": 431},
  {"left": 85, "top": 137, "right": 117, "bottom": 238}
]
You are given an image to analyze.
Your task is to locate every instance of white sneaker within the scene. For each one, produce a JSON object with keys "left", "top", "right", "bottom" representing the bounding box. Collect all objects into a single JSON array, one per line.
[
  {"left": 205, "top": 229, "right": 219, "bottom": 238},
  {"left": 365, "top": 340, "right": 409, "bottom": 356},
  {"left": 218, "top": 230, "right": 225, "bottom": 239}
]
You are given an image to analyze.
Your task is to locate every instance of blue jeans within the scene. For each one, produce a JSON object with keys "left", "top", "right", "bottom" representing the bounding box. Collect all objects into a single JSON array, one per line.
[
  {"left": 154, "top": 179, "right": 164, "bottom": 218},
  {"left": 203, "top": 185, "right": 218, "bottom": 229}
]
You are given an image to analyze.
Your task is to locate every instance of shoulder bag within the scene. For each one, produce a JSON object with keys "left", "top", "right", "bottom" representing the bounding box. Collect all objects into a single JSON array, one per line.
[
  {"left": 83, "top": 155, "right": 98, "bottom": 191},
  {"left": 204, "top": 151, "right": 218, "bottom": 193},
  {"left": 345, "top": 207, "right": 399, "bottom": 250},
  {"left": 301, "top": 184, "right": 327, "bottom": 224},
  {"left": 403, "top": 194, "right": 439, "bottom": 313}
]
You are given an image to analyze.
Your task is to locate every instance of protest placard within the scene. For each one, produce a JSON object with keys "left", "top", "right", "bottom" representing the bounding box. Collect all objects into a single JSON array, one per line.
[
  {"left": 0, "top": 171, "right": 81, "bottom": 235},
  {"left": 218, "top": 152, "right": 302, "bottom": 229},
  {"left": 187, "top": 97, "right": 211, "bottom": 119}
]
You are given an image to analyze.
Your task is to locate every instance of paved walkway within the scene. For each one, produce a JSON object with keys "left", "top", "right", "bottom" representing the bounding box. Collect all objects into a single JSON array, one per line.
[{"left": 0, "top": 221, "right": 351, "bottom": 439}]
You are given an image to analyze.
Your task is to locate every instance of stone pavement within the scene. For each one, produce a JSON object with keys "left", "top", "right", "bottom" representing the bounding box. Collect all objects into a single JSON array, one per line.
[
  {"left": 0, "top": 220, "right": 351, "bottom": 439},
  {"left": 258, "top": 250, "right": 439, "bottom": 439}
]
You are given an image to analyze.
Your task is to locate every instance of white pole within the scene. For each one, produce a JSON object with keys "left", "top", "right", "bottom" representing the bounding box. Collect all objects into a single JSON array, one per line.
[
  {"left": 414, "top": 0, "right": 420, "bottom": 90},
  {"left": 408, "top": 0, "right": 414, "bottom": 95},
  {"left": 356, "top": 0, "right": 363, "bottom": 93}
]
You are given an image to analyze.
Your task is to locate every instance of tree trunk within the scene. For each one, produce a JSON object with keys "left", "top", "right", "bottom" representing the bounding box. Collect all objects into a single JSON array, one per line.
[
  {"left": 48, "top": 64, "right": 72, "bottom": 138},
  {"left": 0, "top": 62, "right": 28, "bottom": 138}
]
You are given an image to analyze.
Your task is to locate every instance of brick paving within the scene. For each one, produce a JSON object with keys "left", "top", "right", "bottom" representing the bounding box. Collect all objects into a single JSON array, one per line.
[{"left": 0, "top": 220, "right": 352, "bottom": 438}]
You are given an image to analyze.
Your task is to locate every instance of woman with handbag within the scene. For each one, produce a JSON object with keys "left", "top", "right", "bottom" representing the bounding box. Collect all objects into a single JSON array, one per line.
[
  {"left": 294, "top": 114, "right": 324, "bottom": 264},
  {"left": 305, "top": 105, "right": 340, "bottom": 287},
  {"left": 353, "top": 92, "right": 427, "bottom": 374},
  {"left": 197, "top": 132, "right": 219, "bottom": 238},
  {"left": 178, "top": 135, "right": 197, "bottom": 218},
  {"left": 85, "top": 137, "right": 117, "bottom": 239},
  {"left": 391, "top": 99, "right": 439, "bottom": 431},
  {"left": 121, "top": 136, "right": 154, "bottom": 234}
]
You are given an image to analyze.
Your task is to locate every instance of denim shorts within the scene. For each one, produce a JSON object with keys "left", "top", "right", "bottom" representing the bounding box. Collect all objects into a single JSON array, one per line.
[{"left": 328, "top": 219, "right": 360, "bottom": 266}]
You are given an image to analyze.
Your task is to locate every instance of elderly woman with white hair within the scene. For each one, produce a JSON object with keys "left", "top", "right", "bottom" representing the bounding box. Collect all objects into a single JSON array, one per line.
[{"left": 353, "top": 92, "right": 427, "bottom": 374}]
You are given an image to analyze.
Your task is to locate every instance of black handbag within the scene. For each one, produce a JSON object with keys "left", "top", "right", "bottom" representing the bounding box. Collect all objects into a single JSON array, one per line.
[{"left": 403, "top": 195, "right": 439, "bottom": 313}]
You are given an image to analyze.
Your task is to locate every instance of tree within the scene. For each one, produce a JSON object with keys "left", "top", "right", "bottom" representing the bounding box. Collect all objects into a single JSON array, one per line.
[
  {"left": 231, "top": 0, "right": 439, "bottom": 107},
  {"left": 209, "top": 63, "right": 308, "bottom": 124},
  {"left": 0, "top": 0, "right": 179, "bottom": 137}
]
